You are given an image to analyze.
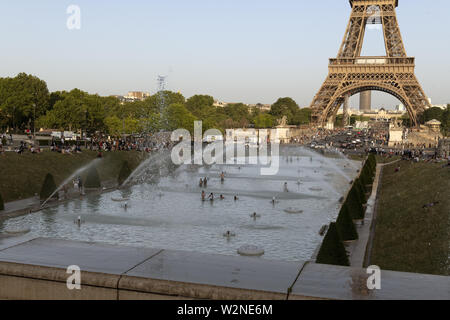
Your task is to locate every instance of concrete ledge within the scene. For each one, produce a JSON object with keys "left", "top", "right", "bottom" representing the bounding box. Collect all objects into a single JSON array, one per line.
[
  {"left": 290, "top": 263, "right": 450, "bottom": 300},
  {"left": 0, "top": 238, "right": 448, "bottom": 300},
  {"left": 119, "top": 250, "right": 302, "bottom": 300}
]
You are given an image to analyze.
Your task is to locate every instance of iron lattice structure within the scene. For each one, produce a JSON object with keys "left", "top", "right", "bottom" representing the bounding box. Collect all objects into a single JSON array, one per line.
[{"left": 309, "top": 0, "right": 431, "bottom": 127}]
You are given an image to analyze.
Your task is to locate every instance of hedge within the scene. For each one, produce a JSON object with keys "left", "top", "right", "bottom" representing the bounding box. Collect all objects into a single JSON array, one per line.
[
  {"left": 336, "top": 203, "right": 359, "bottom": 241},
  {"left": 346, "top": 186, "right": 365, "bottom": 220},
  {"left": 84, "top": 166, "right": 101, "bottom": 189},
  {"left": 316, "top": 223, "right": 350, "bottom": 266},
  {"left": 0, "top": 193, "right": 4, "bottom": 211},
  {"left": 40, "top": 173, "right": 58, "bottom": 201},
  {"left": 354, "top": 178, "right": 367, "bottom": 204},
  {"left": 118, "top": 161, "right": 132, "bottom": 186}
]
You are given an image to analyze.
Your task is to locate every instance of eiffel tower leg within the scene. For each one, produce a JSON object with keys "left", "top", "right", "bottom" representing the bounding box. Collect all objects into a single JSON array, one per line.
[
  {"left": 399, "top": 75, "right": 431, "bottom": 126},
  {"left": 343, "top": 95, "right": 350, "bottom": 127},
  {"left": 310, "top": 75, "right": 341, "bottom": 126}
]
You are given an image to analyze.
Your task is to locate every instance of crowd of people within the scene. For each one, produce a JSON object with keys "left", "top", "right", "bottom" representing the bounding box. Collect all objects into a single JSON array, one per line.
[{"left": 0, "top": 132, "right": 175, "bottom": 156}]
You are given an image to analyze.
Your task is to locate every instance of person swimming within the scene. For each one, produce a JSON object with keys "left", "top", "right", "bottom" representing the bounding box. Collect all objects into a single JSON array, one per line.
[
  {"left": 220, "top": 194, "right": 225, "bottom": 200},
  {"left": 234, "top": 195, "right": 239, "bottom": 201}
]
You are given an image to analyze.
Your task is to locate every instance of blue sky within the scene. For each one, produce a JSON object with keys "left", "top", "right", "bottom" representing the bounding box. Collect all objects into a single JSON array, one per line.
[{"left": 0, "top": 0, "right": 449, "bottom": 108}]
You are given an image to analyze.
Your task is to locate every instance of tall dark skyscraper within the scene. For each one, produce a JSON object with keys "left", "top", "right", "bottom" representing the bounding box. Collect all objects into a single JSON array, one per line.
[{"left": 360, "top": 91, "right": 372, "bottom": 112}]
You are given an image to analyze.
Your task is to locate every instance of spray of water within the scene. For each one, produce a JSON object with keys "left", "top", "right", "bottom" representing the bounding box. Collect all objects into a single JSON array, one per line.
[
  {"left": 40, "top": 158, "right": 102, "bottom": 208},
  {"left": 300, "top": 147, "right": 352, "bottom": 181},
  {"left": 122, "top": 149, "right": 172, "bottom": 186}
]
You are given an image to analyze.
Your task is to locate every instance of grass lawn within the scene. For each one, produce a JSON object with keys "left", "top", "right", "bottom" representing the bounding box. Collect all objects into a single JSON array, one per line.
[
  {"left": 371, "top": 160, "right": 450, "bottom": 276},
  {"left": 0, "top": 150, "right": 147, "bottom": 203}
]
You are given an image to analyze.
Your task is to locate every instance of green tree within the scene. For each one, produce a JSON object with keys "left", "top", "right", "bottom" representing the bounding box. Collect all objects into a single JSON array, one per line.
[
  {"left": 163, "top": 103, "right": 197, "bottom": 133},
  {"left": 253, "top": 113, "right": 275, "bottom": 128},
  {"left": 0, "top": 73, "right": 50, "bottom": 131},
  {"left": 421, "top": 107, "right": 444, "bottom": 124},
  {"left": 292, "top": 108, "right": 312, "bottom": 125},
  {"left": 269, "top": 97, "right": 299, "bottom": 124}
]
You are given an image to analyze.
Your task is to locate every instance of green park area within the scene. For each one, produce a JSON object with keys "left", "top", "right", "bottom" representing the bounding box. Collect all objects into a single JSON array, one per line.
[
  {"left": 0, "top": 151, "right": 146, "bottom": 203},
  {"left": 371, "top": 160, "right": 450, "bottom": 276}
]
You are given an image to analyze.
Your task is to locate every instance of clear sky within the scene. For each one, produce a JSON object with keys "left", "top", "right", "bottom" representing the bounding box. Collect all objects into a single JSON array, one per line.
[{"left": 0, "top": 0, "right": 449, "bottom": 109}]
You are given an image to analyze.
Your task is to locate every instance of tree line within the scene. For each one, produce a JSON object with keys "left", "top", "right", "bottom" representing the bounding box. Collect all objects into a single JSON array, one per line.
[{"left": 0, "top": 73, "right": 313, "bottom": 136}]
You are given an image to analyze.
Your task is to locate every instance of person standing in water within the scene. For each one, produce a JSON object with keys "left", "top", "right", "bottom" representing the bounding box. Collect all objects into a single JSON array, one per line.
[
  {"left": 220, "top": 172, "right": 225, "bottom": 183},
  {"left": 208, "top": 193, "right": 214, "bottom": 201},
  {"left": 284, "top": 182, "right": 289, "bottom": 193},
  {"left": 203, "top": 177, "right": 208, "bottom": 187},
  {"left": 78, "top": 176, "right": 83, "bottom": 194},
  {"left": 201, "top": 190, "right": 206, "bottom": 201},
  {"left": 199, "top": 178, "right": 203, "bottom": 188}
]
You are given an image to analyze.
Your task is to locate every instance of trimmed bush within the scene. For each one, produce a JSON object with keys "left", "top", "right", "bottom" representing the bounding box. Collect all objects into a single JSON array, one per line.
[
  {"left": 118, "top": 161, "right": 132, "bottom": 186},
  {"left": 354, "top": 178, "right": 367, "bottom": 204},
  {"left": 336, "top": 204, "right": 359, "bottom": 241},
  {"left": 316, "top": 223, "right": 350, "bottom": 266},
  {"left": 0, "top": 193, "right": 4, "bottom": 211},
  {"left": 40, "top": 173, "right": 58, "bottom": 200},
  {"left": 346, "top": 186, "right": 365, "bottom": 220},
  {"left": 84, "top": 166, "right": 101, "bottom": 189}
]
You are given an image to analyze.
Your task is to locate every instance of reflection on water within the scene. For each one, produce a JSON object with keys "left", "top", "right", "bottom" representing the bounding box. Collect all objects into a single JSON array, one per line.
[{"left": 1, "top": 146, "right": 360, "bottom": 262}]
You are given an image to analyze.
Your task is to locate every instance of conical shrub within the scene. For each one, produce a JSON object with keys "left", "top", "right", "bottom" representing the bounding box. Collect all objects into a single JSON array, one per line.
[
  {"left": 0, "top": 193, "right": 4, "bottom": 211},
  {"left": 84, "top": 166, "right": 101, "bottom": 189},
  {"left": 316, "top": 223, "right": 350, "bottom": 266},
  {"left": 40, "top": 173, "right": 58, "bottom": 200},
  {"left": 354, "top": 179, "right": 367, "bottom": 204},
  {"left": 336, "top": 204, "right": 358, "bottom": 241},
  {"left": 346, "top": 187, "right": 365, "bottom": 220},
  {"left": 118, "top": 161, "right": 132, "bottom": 186}
]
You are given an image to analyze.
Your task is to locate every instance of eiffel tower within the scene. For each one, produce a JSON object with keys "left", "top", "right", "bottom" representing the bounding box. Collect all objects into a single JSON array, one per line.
[{"left": 309, "top": 0, "right": 431, "bottom": 127}]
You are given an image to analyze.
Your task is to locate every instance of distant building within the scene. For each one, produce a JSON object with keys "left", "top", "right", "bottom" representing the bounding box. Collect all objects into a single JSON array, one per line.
[
  {"left": 125, "top": 91, "right": 150, "bottom": 101},
  {"left": 431, "top": 104, "right": 448, "bottom": 110},
  {"left": 248, "top": 103, "right": 271, "bottom": 112},
  {"left": 213, "top": 100, "right": 227, "bottom": 108},
  {"left": 360, "top": 91, "right": 372, "bottom": 112},
  {"left": 425, "top": 119, "right": 442, "bottom": 133},
  {"left": 111, "top": 91, "right": 151, "bottom": 103}
]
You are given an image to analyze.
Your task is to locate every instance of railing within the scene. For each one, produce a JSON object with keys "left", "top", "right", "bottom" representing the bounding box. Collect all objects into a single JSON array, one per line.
[{"left": 329, "top": 57, "right": 415, "bottom": 66}]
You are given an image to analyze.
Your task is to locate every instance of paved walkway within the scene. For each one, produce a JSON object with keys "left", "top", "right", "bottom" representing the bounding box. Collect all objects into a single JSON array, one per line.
[{"left": 348, "top": 159, "right": 401, "bottom": 268}]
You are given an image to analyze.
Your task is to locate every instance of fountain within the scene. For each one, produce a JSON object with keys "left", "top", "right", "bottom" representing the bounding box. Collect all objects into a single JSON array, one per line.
[{"left": 40, "top": 158, "right": 103, "bottom": 208}]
